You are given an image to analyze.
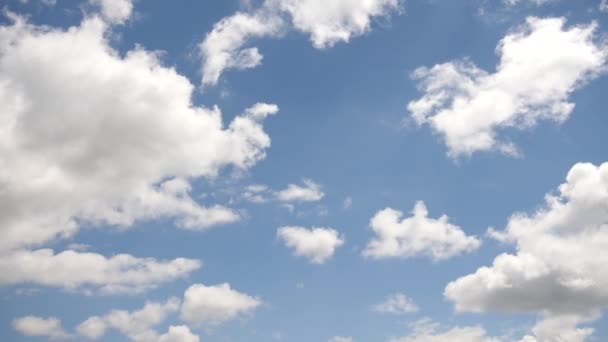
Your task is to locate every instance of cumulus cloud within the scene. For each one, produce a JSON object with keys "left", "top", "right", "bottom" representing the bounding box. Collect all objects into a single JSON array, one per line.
[
  {"left": 363, "top": 201, "right": 481, "bottom": 261},
  {"left": 0, "top": 249, "right": 201, "bottom": 294},
  {"left": 240, "top": 179, "right": 325, "bottom": 207},
  {"left": 180, "top": 283, "right": 262, "bottom": 326},
  {"left": 277, "top": 0, "right": 401, "bottom": 48},
  {"left": 157, "top": 326, "right": 200, "bottom": 342},
  {"left": 74, "top": 289, "right": 255, "bottom": 341},
  {"left": 89, "top": 0, "right": 134, "bottom": 24},
  {"left": 446, "top": 162, "right": 608, "bottom": 316},
  {"left": 13, "top": 316, "right": 70, "bottom": 340},
  {"left": 372, "top": 293, "right": 419, "bottom": 314},
  {"left": 276, "top": 179, "right": 325, "bottom": 202},
  {"left": 77, "top": 316, "right": 107, "bottom": 340},
  {"left": 408, "top": 17, "right": 607, "bottom": 157},
  {"left": 200, "top": 0, "right": 402, "bottom": 85},
  {"left": 0, "top": 14, "right": 277, "bottom": 254},
  {"left": 199, "top": 5, "right": 285, "bottom": 86},
  {"left": 519, "top": 314, "right": 596, "bottom": 342},
  {"left": 241, "top": 184, "right": 271, "bottom": 203},
  {"left": 389, "top": 318, "right": 500, "bottom": 342},
  {"left": 277, "top": 226, "right": 345, "bottom": 264},
  {"left": 43, "top": 288, "right": 254, "bottom": 341},
  {"left": 76, "top": 298, "right": 186, "bottom": 341},
  {"left": 391, "top": 316, "right": 595, "bottom": 342},
  {"left": 443, "top": 162, "right": 608, "bottom": 341},
  {"left": 601, "top": 0, "right": 608, "bottom": 12}
]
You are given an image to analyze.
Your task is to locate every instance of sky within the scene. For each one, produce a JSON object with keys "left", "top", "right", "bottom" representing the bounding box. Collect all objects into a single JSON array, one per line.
[{"left": 1, "top": 0, "right": 608, "bottom": 341}]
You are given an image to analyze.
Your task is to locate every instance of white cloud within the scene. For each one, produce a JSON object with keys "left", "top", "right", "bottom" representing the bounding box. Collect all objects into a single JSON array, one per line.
[
  {"left": 519, "top": 314, "right": 596, "bottom": 342},
  {"left": 372, "top": 293, "right": 419, "bottom": 314},
  {"left": 389, "top": 318, "right": 500, "bottom": 342},
  {"left": 504, "top": 0, "right": 554, "bottom": 6},
  {"left": 276, "top": 179, "right": 325, "bottom": 202},
  {"left": 277, "top": 0, "right": 401, "bottom": 48},
  {"left": 199, "top": 0, "right": 402, "bottom": 85},
  {"left": 77, "top": 316, "right": 107, "bottom": 340},
  {"left": 13, "top": 316, "right": 70, "bottom": 340},
  {"left": 157, "top": 326, "right": 200, "bottom": 342},
  {"left": 89, "top": 0, "right": 134, "bottom": 24},
  {"left": 37, "top": 300, "right": 202, "bottom": 342},
  {"left": 446, "top": 162, "right": 608, "bottom": 317},
  {"left": 329, "top": 337, "right": 354, "bottom": 342},
  {"left": 76, "top": 298, "right": 184, "bottom": 342},
  {"left": 408, "top": 17, "right": 607, "bottom": 157},
  {"left": 104, "top": 298, "right": 181, "bottom": 342},
  {"left": 363, "top": 201, "right": 481, "bottom": 261},
  {"left": 601, "top": 0, "right": 608, "bottom": 12},
  {"left": 240, "top": 179, "right": 325, "bottom": 207},
  {"left": 242, "top": 184, "right": 272, "bottom": 203},
  {"left": 49, "top": 293, "right": 247, "bottom": 342},
  {"left": 0, "top": 249, "right": 201, "bottom": 294},
  {"left": 199, "top": 6, "right": 285, "bottom": 86},
  {"left": 0, "top": 15, "right": 277, "bottom": 253},
  {"left": 180, "top": 283, "right": 262, "bottom": 326},
  {"left": 277, "top": 226, "right": 344, "bottom": 264}
]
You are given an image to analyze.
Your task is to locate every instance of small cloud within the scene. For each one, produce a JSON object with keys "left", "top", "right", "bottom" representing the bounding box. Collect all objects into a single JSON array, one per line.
[
  {"left": 372, "top": 293, "right": 419, "bottom": 314},
  {"left": 276, "top": 179, "right": 325, "bottom": 203},
  {"left": 277, "top": 226, "right": 344, "bottom": 264},
  {"left": 363, "top": 201, "right": 481, "bottom": 261},
  {"left": 13, "top": 316, "right": 71, "bottom": 340}
]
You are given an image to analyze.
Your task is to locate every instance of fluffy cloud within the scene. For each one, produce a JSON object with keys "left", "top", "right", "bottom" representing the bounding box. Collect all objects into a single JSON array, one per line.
[
  {"left": 180, "top": 283, "right": 262, "bottom": 326},
  {"left": 77, "top": 316, "right": 107, "bottom": 340},
  {"left": 36, "top": 288, "right": 259, "bottom": 341},
  {"left": 89, "top": 0, "right": 134, "bottom": 24},
  {"left": 601, "top": 0, "right": 608, "bottom": 12},
  {"left": 76, "top": 298, "right": 187, "bottom": 341},
  {"left": 199, "top": 5, "right": 285, "bottom": 86},
  {"left": 390, "top": 316, "right": 595, "bottom": 342},
  {"left": 240, "top": 179, "right": 325, "bottom": 207},
  {"left": 390, "top": 320, "right": 500, "bottom": 342},
  {"left": 74, "top": 285, "right": 257, "bottom": 340},
  {"left": 0, "top": 14, "right": 278, "bottom": 254},
  {"left": 363, "top": 201, "right": 481, "bottom": 261},
  {"left": 392, "top": 327, "right": 497, "bottom": 342},
  {"left": 277, "top": 226, "right": 344, "bottom": 264},
  {"left": 200, "top": 0, "right": 402, "bottom": 85},
  {"left": 242, "top": 184, "right": 272, "bottom": 203},
  {"left": 446, "top": 162, "right": 608, "bottom": 316},
  {"left": 13, "top": 316, "right": 70, "bottom": 340},
  {"left": 277, "top": 0, "right": 401, "bottom": 48},
  {"left": 0, "top": 249, "right": 200, "bottom": 294},
  {"left": 408, "top": 17, "right": 607, "bottom": 157},
  {"left": 519, "top": 314, "right": 595, "bottom": 342},
  {"left": 372, "top": 293, "right": 419, "bottom": 314},
  {"left": 443, "top": 162, "right": 608, "bottom": 341},
  {"left": 276, "top": 179, "right": 325, "bottom": 202},
  {"left": 157, "top": 326, "right": 200, "bottom": 342}
]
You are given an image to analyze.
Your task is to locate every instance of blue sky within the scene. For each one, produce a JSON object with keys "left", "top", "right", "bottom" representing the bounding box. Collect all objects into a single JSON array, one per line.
[{"left": 1, "top": 0, "right": 608, "bottom": 341}]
